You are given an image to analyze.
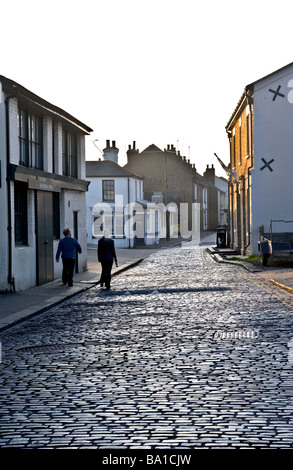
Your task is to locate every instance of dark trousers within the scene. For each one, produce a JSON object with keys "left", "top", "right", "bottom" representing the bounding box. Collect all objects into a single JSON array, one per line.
[
  {"left": 100, "top": 260, "right": 113, "bottom": 288},
  {"left": 62, "top": 258, "right": 75, "bottom": 285}
]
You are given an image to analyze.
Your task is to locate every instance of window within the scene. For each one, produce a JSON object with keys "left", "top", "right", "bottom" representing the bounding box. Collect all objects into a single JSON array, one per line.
[
  {"left": 62, "top": 129, "right": 67, "bottom": 175},
  {"left": 194, "top": 184, "right": 198, "bottom": 202},
  {"left": 52, "top": 123, "right": 56, "bottom": 174},
  {"left": 52, "top": 192, "right": 60, "bottom": 239},
  {"left": 19, "top": 109, "right": 28, "bottom": 166},
  {"left": 102, "top": 180, "right": 115, "bottom": 201},
  {"left": 15, "top": 181, "right": 28, "bottom": 245},
  {"left": 232, "top": 132, "right": 236, "bottom": 169},
  {"left": 114, "top": 210, "right": 125, "bottom": 238},
  {"left": 62, "top": 129, "right": 77, "bottom": 177},
  {"left": 202, "top": 187, "right": 208, "bottom": 231},
  {"left": 239, "top": 120, "right": 242, "bottom": 164},
  {"left": 18, "top": 108, "right": 43, "bottom": 169},
  {"left": 246, "top": 114, "right": 250, "bottom": 156}
]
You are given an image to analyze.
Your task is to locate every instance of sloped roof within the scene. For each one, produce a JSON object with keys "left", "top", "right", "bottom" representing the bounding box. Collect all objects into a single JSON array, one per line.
[
  {"left": 128, "top": 142, "right": 222, "bottom": 191},
  {"left": 142, "top": 144, "right": 163, "bottom": 152},
  {"left": 86, "top": 160, "right": 143, "bottom": 179},
  {"left": 248, "top": 61, "right": 293, "bottom": 88},
  {"left": 226, "top": 62, "right": 293, "bottom": 130},
  {"left": 0, "top": 75, "right": 93, "bottom": 134}
]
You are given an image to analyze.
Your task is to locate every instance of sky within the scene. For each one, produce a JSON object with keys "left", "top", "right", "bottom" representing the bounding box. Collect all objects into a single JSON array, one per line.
[{"left": 1, "top": 0, "right": 293, "bottom": 177}]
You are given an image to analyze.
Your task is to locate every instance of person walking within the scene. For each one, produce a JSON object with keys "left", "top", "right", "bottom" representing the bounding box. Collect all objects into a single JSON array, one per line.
[
  {"left": 98, "top": 229, "right": 118, "bottom": 289},
  {"left": 56, "top": 228, "right": 82, "bottom": 286}
]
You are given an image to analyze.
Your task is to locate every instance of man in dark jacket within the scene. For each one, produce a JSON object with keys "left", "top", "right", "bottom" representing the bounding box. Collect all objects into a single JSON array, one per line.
[
  {"left": 98, "top": 229, "right": 118, "bottom": 289},
  {"left": 56, "top": 228, "right": 82, "bottom": 286}
]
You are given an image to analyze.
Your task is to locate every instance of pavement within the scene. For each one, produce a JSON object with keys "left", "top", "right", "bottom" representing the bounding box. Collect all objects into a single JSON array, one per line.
[
  {"left": 1, "top": 231, "right": 293, "bottom": 332},
  {"left": 208, "top": 245, "right": 293, "bottom": 294}
]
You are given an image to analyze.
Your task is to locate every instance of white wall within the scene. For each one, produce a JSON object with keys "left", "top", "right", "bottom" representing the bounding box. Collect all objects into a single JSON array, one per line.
[
  {"left": 252, "top": 63, "right": 293, "bottom": 252},
  {"left": 12, "top": 185, "right": 36, "bottom": 291},
  {"left": 86, "top": 175, "right": 148, "bottom": 248},
  {"left": 86, "top": 176, "right": 131, "bottom": 248},
  {"left": 0, "top": 88, "right": 89, "bottom": 291},
  {"left": 78, "top": 135, "right": 86, "bottom": 180}
]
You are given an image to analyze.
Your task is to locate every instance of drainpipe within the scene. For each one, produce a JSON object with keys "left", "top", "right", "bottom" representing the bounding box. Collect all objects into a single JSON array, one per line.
[
  {"left": 5, "top": 94, "right": 15, "bottom": 292},
  {"left": 245, "top": 89, "right": 254, "bottom": 251},
  {"left": 226, "top": 131, "right": 232, "bottom": 248},
  {"left": 128, "top": 176, "right": 130, "bottom": 247}
]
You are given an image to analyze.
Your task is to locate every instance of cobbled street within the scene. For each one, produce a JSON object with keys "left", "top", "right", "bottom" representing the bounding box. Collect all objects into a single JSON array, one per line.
[{"left": 1, "top": 245, "right": 293, "bottom": 450}]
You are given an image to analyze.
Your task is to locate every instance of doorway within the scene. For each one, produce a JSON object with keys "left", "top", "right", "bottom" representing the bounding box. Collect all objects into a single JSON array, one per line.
[
  {"left": 36, "top": 191, "right": 54, "bottom": 285},
  {"left": 73, "top": 211, "right": 79, "bottom": 273}
]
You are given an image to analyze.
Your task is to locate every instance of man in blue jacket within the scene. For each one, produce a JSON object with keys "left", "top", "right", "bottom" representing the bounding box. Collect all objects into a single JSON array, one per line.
[{"left": 56, "top": 228, "right": 82, "bottom": 286}]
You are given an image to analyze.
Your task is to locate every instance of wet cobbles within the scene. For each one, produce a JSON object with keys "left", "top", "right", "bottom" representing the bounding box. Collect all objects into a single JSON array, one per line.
[{"left": 1, "top": 246, "right": 293, "bottom": 448}]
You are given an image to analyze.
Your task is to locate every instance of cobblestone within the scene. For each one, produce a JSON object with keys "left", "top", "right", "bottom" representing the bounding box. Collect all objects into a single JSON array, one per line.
[{"left": 1, "top": 245, "right": 293, "bottom": 449}]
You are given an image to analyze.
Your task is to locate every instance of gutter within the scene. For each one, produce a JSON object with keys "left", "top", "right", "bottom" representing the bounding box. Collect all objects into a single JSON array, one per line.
[{"left": 225, "top": 90, "right": 246, "bottom": 131}]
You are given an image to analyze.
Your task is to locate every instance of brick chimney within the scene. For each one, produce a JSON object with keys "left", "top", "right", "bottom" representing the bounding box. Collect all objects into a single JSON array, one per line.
[
  {"left": 103, "top": 140, "right": 119, "bottom": 164},
  {"left": 126, "top": 141, "right": 139, "bottom": 164},
  {"left": 204, "top": 164, "right": 215, "bottom": 184}
]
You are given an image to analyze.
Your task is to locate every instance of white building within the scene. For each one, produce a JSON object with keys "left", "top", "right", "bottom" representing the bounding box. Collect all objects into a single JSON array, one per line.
[
  {"left": 214, "top": 176, "right": 228, "bottom": 227},
  {"left": 203, "top": 164, "right": 228, "bottom": 228},
  {"left": 226, "top": 62, "right": 293, "bottom": 254},
  {"left": 0, "top": 75, "right": 92, "bottom": 291},
  {"left": 86, "top": 140, "right": 158, "bottom": 247}
]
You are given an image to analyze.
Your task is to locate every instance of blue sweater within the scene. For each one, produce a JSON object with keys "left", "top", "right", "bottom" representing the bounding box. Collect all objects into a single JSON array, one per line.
[{"left": 56, "top": 237, "right": 82, "bottom": 261}]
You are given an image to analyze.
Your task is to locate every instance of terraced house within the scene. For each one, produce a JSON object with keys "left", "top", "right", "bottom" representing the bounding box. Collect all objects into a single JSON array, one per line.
[
  {"left": 226, "top": 62, "right": 293, "bottom": 255},
  {"left": 124, "top": 142, "right": 226, "bottom": 235},
  {"left": 0, "top": 76, "right": 92, "bottom": 292}
]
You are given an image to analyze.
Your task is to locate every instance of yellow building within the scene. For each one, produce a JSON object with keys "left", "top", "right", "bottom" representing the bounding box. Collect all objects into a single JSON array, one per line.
[{"left": 226, "top": 89, "right": 254, "bottom": 254}]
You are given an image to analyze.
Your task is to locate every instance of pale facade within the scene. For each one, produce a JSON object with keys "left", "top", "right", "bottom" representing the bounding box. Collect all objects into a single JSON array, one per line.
[
  {"left": 226, "top": 62, "right": 293, "bottom": 254},
  {"left": 0, "top": 75, "right": 92, "bottom": 291},
  {"left": 86, "top": 142, "right": 158, "bottom": 247}
]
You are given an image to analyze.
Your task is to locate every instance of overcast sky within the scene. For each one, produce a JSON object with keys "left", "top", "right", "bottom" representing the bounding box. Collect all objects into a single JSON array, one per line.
[{"left": 1, "top": 0, "right": 293, "bottom": 177}]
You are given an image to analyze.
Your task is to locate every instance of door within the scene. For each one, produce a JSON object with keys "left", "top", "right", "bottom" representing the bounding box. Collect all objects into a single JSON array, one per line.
[
  {"left": 36, "top": 191, "right": 54, "bottom": 285},
  {"left": 73, "top": 211, "right": 79, "bottom": 273}
]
